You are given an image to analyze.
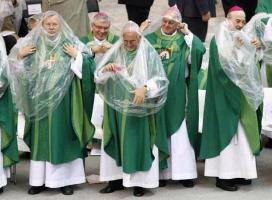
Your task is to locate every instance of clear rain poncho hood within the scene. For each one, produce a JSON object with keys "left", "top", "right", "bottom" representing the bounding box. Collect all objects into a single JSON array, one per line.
[
  {"left": 7, "top": 11, "right": 90, "bottom": 120},
  {"left": 215, "top": 19, "right": 263, "bottom": 110},
  {"left": 142, "top": 5, "right": 182, "bottom": 36},
  {"left": 94, "top": 21, "right": 169, "bottom": 117},
  {"left": 0, "top": 35, "right": 8, "bottom": 98}
]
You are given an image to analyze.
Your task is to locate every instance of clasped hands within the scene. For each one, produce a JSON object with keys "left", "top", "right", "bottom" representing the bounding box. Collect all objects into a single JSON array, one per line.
[{"left": 235, "top": 37, "right": 261, "bottom": 49}]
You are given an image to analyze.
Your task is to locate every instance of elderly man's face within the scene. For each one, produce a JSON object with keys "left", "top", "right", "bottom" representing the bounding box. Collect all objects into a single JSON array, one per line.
[
  {"left": 123, "top": 32, "right": 140, "bottom": 51},
  {"left": 228, "top": 11, "right": 246, "bottom": 31},
  {"left": 91, "top": 20, "right": 110, "bottom": 41},
  {"left": 161, "top": 17, "right": 179, "bottom": 35},
  {"left": 42, "top": 15, "right": 60, "bottom": 37}
]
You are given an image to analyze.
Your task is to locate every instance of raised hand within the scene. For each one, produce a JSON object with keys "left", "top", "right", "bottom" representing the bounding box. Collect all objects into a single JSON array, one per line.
[
  {"left": 63, "top": 43, "right": 78, "bottom": 58},
  {"left": 17, "top": 44, "right": 36, "bottom": 60}
]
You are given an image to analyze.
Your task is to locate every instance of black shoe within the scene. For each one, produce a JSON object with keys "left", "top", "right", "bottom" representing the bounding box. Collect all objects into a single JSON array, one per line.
[
  {"left": 179, "top": 179, "right": 195, "bottom": 188},
  {"left": 232, "top": 178, "right": 252, "bottom": 186},
  {"left": 28, "top": 185, "right": 46, "bottom": 195},
  {"left": 216, "top": 178, "right": 238, "bottom": 191},
  {"left": 133, "top": 187, "right": 145, "bottom": 197},
  {"left": 159, "top": 180, "right": 167, "bottom": 187},
  {"left": 100, "top": 180, "right": 124, "bottom": 194},
  {"left": 0, "top": 187, "right": 3, "bottom": 194},
  {"left": 60, "top": 186, "right": 74, "bottom": 195},
  {"left": 265, "top": 139, "right": 272, "bottom": 148}
]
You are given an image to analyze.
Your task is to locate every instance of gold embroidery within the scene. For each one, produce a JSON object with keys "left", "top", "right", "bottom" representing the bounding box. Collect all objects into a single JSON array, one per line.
[
  {"left": 47, "top": 53, "right": 57, "bottom": 69},
  {"left": 158, "top": 48, "right": 171, "bottom": 60}
]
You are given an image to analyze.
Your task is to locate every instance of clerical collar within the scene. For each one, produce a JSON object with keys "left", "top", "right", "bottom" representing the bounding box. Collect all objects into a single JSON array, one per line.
[
  {"left": 47, "top": 33, "right": 60, "bottom": 42},
  {"left": 42, "top": 28, "right": 60, "bottom": 42},
  {"left": 161, "top": 28, "right": 177, "bottom": 36},
  {"left": 94, "top": 36, "right": 106, "bottom": 44}
]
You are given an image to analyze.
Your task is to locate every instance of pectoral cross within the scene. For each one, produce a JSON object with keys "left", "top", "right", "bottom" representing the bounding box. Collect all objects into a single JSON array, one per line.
[
  {"left": 47, "top": 54, "right": 57, "bottom": 69},
  {"left": 159, "top": 48, "right": 171, "bottom": 60}
]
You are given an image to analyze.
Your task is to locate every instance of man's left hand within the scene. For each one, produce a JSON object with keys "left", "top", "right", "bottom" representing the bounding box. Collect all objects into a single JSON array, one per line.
[
  {"left": 251, "top": 38, "right": 261, "bottom": 49},
  {"left": 202, "top": 12, "right": 211, "bottom": 22},
  {"left": 178, "top": 23, "right": 190, "bottom": 35},
  {"left": 132, "top": 86, "right": 147, "bottom": 105},
  {"left": 63, "top": 43, "right": 78, "bottom": 58}
]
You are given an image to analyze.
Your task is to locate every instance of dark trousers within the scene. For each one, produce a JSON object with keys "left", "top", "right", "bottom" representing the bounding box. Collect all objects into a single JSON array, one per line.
[
  {"left": 125, "top": 5, "right": 151, "bottom": 26},
  {"left": 182, "top": 17, "right": 208, "bottom": 42},
  {"left": 3, "top": 35, "right": 17, "bottom": 55}
]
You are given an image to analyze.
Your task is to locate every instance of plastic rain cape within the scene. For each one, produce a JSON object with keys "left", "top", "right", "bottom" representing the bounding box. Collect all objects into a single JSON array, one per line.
[
  {"left": 244, "top": 13, "right": 272, "bottom": 65},
  {"left": 0, "top": 0, "right": 14, "bottom": 30},
  {"left": 7, "top": 11, "right": 90, "bottom": 120},
  {"left": 0, "top": 35, "right": 8, "bottom": 98},
  {"left": 94, "top": 36, "right": 169, "bottom": 117},
  {"left": 215, "top": 20, "right": 263, "bottom": 110}
]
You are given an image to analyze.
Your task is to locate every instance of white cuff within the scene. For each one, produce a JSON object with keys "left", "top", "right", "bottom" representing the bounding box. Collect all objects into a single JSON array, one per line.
[
  {"left": 70, "top": 51, "right": 83, "bottom": 79},
  {"left": 184, "top": 32, "right": 193, "bottom": 48},
  {"left": 145, "top": 79, "right": 159, "bottom": 97},
  {"left": 184, "top": 32, "right": 193, "bottom": 64}
]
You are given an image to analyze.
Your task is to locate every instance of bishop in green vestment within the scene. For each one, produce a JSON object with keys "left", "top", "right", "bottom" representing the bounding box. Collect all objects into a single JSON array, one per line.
[
  {"left": 80, "top": 12, "right": 119, "bottom": 149},
  {"left": 0, "top": 35, "right": 18, "bottom": 194},
  {"left": 7, "top": 11, "right": 95, "bottom": 195},
  {"left": 81, "top": 12, "right": 119, "bottom": 64},
  {"left": 96, "top": 21, "right": 169, "bottom": 197},
  {"left": 199, "top": 7, "right": 263, "bottom": 192},
  {"left": 144, "top": 6, "right": 205, "bottom": 187}
]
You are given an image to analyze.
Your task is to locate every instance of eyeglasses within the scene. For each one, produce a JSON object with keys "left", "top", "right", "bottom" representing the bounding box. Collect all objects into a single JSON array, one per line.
[{"left": 92, "top": 23, "right": 110, "bottom": 31}]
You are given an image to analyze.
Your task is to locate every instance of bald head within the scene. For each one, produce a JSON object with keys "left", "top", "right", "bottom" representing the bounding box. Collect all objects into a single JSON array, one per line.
[{"left": 227, "top": 10, "right": 246, "bottom": 30}]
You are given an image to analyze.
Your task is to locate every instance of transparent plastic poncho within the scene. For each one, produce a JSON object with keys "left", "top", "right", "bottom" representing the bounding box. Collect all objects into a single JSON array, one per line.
[
  {"left": 0, "top": 35, "right": 8, "bottom": 98},
  {"left": 249, "top": 14, "right": 272, "bottom": 65},
  {"left": 215, "top": 20, "right": 263, "bottom": 110},
  {"left": 243, "top": 13, "right": 272, "bottom": 64},
  {"left": 7, "top": 11, "right": 90, "bottom": 120},
  {"left": 94, "top": 21, "right": 169, "bottom": 117},
  {"left": 0, "top": 0, "right": 14, "bottom": 30}
]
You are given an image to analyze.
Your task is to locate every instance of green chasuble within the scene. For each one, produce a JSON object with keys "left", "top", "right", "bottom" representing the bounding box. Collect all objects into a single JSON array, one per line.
[
  {"left": 24, "top": 48, "right": 96, "bottom": 165},
  {"left": 256, "top": 0, "right": 272, "bottom": 13},
  {"left": 102, "top": 50, "right": 168, "bottom": 174},
  {"left": 199, "top": 37, "right": 261, "bottom": 160},
  {"left": 80, "top": 31, "right": 119, "bottom": 45},
  {"left": 0, "top": 88, "right": 19, "bottom": 167},
  {"left": 146, "top": 29, "right": 205, "bottom": 160}
]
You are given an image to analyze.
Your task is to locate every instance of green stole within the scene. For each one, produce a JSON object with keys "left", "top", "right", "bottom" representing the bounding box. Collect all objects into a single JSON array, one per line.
[
  {"left": 0, "top": 88, "right": 19, "bottom": 167},
  {"left": 198, "top": 68, "right": 208, "bottom": 90},
  {"left": 80, "top": 31, "right": 119, "bottom": 45},
  {"left": 146, "top": 29, "right": 205, "bottom": 162},
  {"left": 199, "top": 37, "right": 260, "bottom": 160},
  {"left": 24, "top": 53, "right": 96, "bottom": 164},
  {"left": 256, "top": 0, "right": 272, "bottom": 13}
]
